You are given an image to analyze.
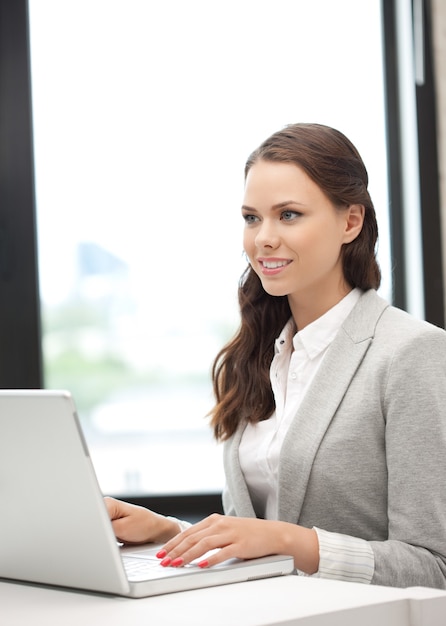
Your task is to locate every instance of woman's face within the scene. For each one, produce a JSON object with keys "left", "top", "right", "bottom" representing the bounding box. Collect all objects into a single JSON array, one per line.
[{"left": 242, "top": 159, "right": 363, "bottom": 326}]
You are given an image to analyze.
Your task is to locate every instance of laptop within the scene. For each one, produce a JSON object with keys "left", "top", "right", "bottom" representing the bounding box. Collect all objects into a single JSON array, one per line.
[{"left": 0, "top": 390, "right": 294, "bottom": 598}]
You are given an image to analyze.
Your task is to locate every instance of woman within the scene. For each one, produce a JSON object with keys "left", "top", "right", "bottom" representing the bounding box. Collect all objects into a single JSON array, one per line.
[{"left": 106, "top": 123, "right": 446, "bottom": 588}]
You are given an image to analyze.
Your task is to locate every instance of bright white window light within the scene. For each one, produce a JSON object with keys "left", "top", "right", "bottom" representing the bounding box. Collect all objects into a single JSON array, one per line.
[{"left": 29, "top": 0, "right": 390, "bottom": 496}]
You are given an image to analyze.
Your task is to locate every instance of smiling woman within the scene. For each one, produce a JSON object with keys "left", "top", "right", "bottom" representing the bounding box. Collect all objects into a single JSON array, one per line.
[
  {"left": 26, "top": 0, "right": 391, "bottom": 498},
  {"left": 106, "top": 123, "right": 446, "bottom": 589}
]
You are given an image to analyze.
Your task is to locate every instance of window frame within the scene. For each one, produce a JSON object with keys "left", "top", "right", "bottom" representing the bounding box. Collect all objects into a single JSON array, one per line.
[
  {"left": 381, "top": 0, "right": 444, "bottom": 323},
  {"left": 0, "top": 0, "right": 43, "bottom": 389}
]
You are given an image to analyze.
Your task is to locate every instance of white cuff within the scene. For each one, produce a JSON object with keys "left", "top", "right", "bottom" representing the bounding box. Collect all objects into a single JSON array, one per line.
[{"left": 311, "top": 527, "right": 375, "bottom": 584}]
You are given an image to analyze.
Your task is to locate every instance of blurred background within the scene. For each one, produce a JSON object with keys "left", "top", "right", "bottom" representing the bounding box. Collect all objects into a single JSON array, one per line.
[{"left": 28, "top": 0, "right": 391, "bottom": 497}]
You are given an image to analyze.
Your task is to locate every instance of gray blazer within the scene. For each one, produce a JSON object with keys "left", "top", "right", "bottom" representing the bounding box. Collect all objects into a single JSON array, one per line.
[{"left": 222, "top": 290, "right": 446, "bottom": 588}]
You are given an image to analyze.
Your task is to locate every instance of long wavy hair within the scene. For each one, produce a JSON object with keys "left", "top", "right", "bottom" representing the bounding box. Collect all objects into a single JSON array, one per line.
[{"left": 209, "top": 123, "right": 381, "bottom": 441}]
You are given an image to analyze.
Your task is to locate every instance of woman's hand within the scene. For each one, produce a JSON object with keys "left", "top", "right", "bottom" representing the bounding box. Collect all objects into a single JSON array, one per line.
[
  {"left": 104, "top": 497, "right": 181, "bottom": 545},
  {"left": 156, "top": 513, "right": 319, "bottom": 573}
]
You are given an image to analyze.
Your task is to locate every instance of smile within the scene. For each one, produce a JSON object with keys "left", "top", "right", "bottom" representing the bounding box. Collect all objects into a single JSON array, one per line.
[
  {"left": 260, "top": 259, "right": 290, "bottom": 269},
  {"left": 257, "top": 258, "right": 292, "bottom": 276}
]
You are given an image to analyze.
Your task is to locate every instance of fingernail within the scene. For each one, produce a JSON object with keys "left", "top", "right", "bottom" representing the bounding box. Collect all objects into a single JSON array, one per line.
[
  {"left": 197, "top": 560, "right": 209, "bottom": 568},
  {"left": 160, "top": 557, "right": 172, "bottom": 567},
  {"left": 171, "top": 557, "right": 184, "bottom": 567},
  {"left": 156, "top": 549, "right": 167, "bottom": 559}
]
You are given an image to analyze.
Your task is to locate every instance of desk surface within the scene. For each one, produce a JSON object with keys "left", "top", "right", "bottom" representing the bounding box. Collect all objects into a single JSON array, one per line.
[{"left": 2, "top": 576, "right": 446, "bottom": 626}]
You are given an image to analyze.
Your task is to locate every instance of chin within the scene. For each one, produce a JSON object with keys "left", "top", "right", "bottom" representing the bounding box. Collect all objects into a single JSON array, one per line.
[{"left": 260, "top": 283, "right": 290, "bottom": 298}]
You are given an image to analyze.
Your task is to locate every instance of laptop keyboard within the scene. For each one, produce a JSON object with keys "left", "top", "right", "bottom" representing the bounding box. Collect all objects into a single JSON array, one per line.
[{"left": 123, "top": 555, "right": 161, "bottom": 580}]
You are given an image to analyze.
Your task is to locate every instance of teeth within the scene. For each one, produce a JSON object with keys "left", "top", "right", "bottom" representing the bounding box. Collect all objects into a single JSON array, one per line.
[{"left": 262, "top": 260, "right": 288, "bottom": 269}]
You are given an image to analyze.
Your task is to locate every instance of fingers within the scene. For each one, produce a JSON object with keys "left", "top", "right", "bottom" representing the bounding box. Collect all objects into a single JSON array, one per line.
[
  {"left": 157, "top": 514, "right": 242, "bottom": 568},
  {"left": 160, "top": 514, "right": 223, "bottom": 556},
  {"left": 104, "top": 496, "right": 128, "bottom": 521},
  {"left": 158, "top": 539, "right": 236, "bottom": 569},
  {"left": 103, "top": 496, "right": 182, "bottom": 545},
  {"left": 162, "top": 513, "right": 223, "bottom": 548},
  {"left": 195, "top": 545, "right": 237, "bottom": 568},
  {"left": 104, "top": 497, "right": 149, "bottom": 543}
]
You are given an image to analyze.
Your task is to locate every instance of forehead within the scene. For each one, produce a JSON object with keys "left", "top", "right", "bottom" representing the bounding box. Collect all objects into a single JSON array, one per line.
[{"left": 243, "top": 160, "right": 324, "bottom": 206}]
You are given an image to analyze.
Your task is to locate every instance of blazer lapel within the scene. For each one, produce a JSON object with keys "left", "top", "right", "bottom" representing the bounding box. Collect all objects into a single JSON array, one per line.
[
  {"left": 223, "top": 424, "right": 257, "bottom": 517},
  {"left": 277, "top": 290, "right": 389, "bottom": 523}
]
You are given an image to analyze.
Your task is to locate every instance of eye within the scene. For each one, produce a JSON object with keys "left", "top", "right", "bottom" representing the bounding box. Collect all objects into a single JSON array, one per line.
[
  {"left": 242, "top": 213, "right": 259, "bottom": 225},
  {"left": 281, "top": 210, "right": 301, "bottom": 221}
]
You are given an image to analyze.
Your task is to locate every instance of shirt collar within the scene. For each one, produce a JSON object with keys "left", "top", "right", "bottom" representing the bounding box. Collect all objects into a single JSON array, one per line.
[{"left": 275, "top": 288, "right": 362, "bottom": 360}]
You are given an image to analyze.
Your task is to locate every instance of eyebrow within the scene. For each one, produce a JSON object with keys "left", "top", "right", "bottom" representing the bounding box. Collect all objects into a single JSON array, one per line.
[{"left": 241, "top": 200, "right": 306, "bottom": 212}]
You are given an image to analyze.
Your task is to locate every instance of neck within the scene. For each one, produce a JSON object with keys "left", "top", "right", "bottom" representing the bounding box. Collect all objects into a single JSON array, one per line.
[{"left": 288, "top": 283, "right": 352, "bottom": 330}]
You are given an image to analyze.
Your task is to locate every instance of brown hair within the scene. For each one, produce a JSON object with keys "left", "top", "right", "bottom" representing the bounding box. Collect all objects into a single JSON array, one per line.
[{"left": 209, "top": 123, "right": 381, "bottom": 441}]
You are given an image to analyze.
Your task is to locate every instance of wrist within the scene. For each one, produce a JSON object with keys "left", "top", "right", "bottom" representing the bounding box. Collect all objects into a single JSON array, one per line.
[
  {"left": 153, "top": 512, "right": 183, "bottom": 542},
  {"left": 276, "top": 521, "right": 319, "bottom": 574},
  {"left": 166, "top": 516, "right": 192, "bottom": 533}
]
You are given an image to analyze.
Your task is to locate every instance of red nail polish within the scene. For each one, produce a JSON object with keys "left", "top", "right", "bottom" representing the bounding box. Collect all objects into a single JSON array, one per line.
[
  {"left": 160, "top": 557, "right": 172, "bottom": 567},
  {"left": 156, "top": 549, "right": 167, "bottom": 559},
  {"left": 197, "top": 560, "right": 209, "bottom": 568},
  {"left": 171, "top": 557, "right": 184, "bottom": 567}
]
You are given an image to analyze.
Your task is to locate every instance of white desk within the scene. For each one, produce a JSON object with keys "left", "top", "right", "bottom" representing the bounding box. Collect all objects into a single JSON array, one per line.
[{"left": 1, "top": 576, "right": 446, "bottom": 626}]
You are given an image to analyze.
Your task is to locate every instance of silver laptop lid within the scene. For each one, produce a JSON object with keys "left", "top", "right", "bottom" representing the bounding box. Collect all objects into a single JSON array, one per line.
[{"left": 0, "top": 390, "right": 130, "bottom": 595}]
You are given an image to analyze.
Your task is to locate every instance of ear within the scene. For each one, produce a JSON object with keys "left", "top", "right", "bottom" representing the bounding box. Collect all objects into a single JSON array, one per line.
[{"left": 342, "top": 204, "right": 365, "bottom": 243}]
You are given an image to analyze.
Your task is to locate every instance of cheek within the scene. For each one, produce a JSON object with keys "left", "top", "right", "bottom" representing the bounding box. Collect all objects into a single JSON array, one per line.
[
  {"left": 242, "top": 230, "right": 254, "bottom": 255},
  {"left": 298, "top": 221, "right": 343, "bottom": 252}
]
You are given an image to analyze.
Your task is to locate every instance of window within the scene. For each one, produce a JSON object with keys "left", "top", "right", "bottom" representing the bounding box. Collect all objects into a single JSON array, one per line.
[{"left": 28, "top": 0, "right": 390, "bottom": 497}]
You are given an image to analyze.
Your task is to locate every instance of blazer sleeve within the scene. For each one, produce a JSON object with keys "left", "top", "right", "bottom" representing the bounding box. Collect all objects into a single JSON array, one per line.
[{"left": 369, "top": 323, "right": 446, "bottom": 588}]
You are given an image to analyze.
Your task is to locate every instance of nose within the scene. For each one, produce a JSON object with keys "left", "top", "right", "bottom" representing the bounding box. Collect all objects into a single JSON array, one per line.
[{"left": 255, "top": 219, "right": 280, "bottom": 249}]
